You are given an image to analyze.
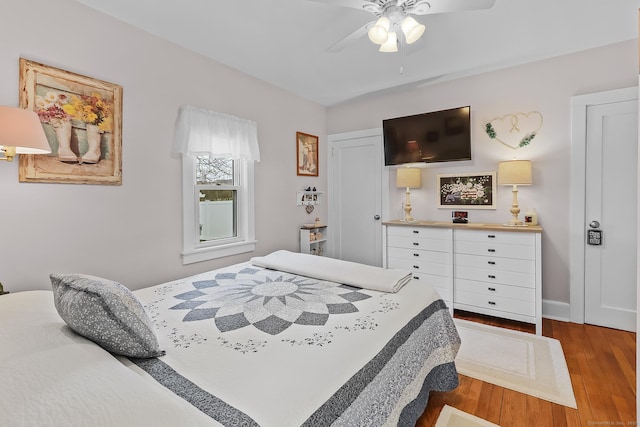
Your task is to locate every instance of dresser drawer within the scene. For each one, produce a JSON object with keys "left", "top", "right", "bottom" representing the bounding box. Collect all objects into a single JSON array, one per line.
[
  {"left": 455, "top": 289, "right": 535, "bottom": 316},
  {"left": 454, "top": 265, "right": 535, "bottom": 288},
  {"left": 410, "top": 271, "right": 449, "bottom": 289},
  {"left": 387, "top": 235, "right": 451, "bottom": 252},
  {"left": 410, "top": 272, "right": 451, "bottom": 301},
  {"left": 455, "top": 253, "right": 535, "bottom": 274},
  {"left": 387, "top": 257, "right": 449, "bottom": 277},
  {"left": 387, "top": 225, "right": 451, "bottom": 240},
  {"left": 455, "top": 240, "right": 535, "bottom": 260},
  {"left": 455, "top": 229, "right": 535, "bottom": 245},
  {"left": 388, "top": 246, "right": 450, "bottom": 264},
  {"left": 455, "top": 278, "right": 535, "bottom": 301}
]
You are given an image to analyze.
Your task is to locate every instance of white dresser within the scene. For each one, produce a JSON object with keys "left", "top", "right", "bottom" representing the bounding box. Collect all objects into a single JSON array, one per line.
[
  {"left": 384, "top": 221, "right": 543, "bottom": 334},
  {"left": 386, "top": 225, "right": 453, "bottom": 305}
]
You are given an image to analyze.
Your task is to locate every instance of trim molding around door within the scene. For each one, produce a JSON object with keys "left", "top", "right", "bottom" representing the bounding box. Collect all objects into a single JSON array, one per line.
[{"left": 569, "top": 86, "right": 638, "bottom": 324}]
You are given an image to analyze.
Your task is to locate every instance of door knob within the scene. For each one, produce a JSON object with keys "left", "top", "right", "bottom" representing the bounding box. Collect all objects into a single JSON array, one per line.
[
  {"left": 374, "top": 215, "right": 381, "bottom": 220},
  {"left": 589, "top": 220, "right": 600, "bottom": 229}
]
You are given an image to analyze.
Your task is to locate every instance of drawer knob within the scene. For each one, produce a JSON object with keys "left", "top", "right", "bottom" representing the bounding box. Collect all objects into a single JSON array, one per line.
[
  {"left": 413, "top": 265, "right": 420, "bottom": 269},
  {"left": 488, "top": 275, "right": 496, "bottom": 279},
  {"left": 413, "top": 242, "right": 419, "bottom": 246},
  {"left": 488, "top": 261, "right": 496, "bottom": 265},
  {"left": 488, "top": 287, "right": 496, "bottom": 292},
  {"left": 488, "top": 249, "right": 496, "bottom": 253},
  {"left": 412, "top": 230, "right": 419, "bottom": 234},
  {"left": 413, "top": 253, "right": 420, "bottom": 257},
  {"left": 488, "top": 301, "right": 496, "bottom": 306},
  {"left": 488, "top": 235, "right": 496, "bottom": 239},
  {"left": 413, "top": 276, "right": 420, "bottom": 280}
]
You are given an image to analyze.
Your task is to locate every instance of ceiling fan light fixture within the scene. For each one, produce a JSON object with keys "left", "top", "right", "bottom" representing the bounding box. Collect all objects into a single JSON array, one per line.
[
  {"left": 368, "top": 16, "right": 390, "bottom": 44},
  {"left": 401, "top": 15, "right": 425, "bottom": 44},
  {"left": 378, "top": 31, "right": 398, "bottom": 52}
]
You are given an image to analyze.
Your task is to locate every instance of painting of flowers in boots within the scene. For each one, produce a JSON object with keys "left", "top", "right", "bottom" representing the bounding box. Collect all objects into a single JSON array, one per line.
[{"left": 18, "top": 59, "right": 122, "bottom": 184}]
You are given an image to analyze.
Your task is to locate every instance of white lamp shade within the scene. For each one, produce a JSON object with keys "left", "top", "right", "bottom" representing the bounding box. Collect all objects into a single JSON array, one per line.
[
  {"left": 379, "top": 31, "right": 398, "bottom": 52},
  {"left": 0, "top": 106, "right": 50, "bottom": 154},
  {"left": 367, "top": 16, "right": 390, "bottom": 44},
  {"left": 401, "top": 16, "right": 425, "bottom": 44},
  {"left": 498, "top": 160, "right": 532, "bottom": 185},
  {"left": 396, "top": 167, "right": 422, "bottom": 188}
]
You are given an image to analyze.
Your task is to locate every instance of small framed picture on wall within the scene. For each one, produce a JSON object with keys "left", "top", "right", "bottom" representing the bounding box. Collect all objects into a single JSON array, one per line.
[{"left": 296, "top": 131, "right": 318, "bottom": 177}]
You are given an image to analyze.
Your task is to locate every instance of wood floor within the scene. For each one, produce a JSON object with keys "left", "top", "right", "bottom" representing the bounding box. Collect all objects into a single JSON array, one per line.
[{"left": 416, "top": 310, "right": 637, "bottom": 427}]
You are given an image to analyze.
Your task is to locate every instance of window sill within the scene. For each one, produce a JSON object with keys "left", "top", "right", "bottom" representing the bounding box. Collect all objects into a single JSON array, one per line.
[{"left": 181, "top": 240, "right": 257, "bottom": 265}]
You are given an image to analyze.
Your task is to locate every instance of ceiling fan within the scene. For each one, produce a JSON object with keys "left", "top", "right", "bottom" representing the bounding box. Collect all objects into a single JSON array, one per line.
[{"left": 312, "top": 0, "right": 496, "bottom": 52}]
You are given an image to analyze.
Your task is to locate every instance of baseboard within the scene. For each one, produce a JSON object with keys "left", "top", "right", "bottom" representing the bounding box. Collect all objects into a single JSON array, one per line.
[{"left": 542, "top": 299, "right": 571, "bottom": 322}]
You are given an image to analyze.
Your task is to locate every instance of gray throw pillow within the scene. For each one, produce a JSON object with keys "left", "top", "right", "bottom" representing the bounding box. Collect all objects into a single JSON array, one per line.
[{"left": 50, "top": 273, "right": 164, "bottom": 358}]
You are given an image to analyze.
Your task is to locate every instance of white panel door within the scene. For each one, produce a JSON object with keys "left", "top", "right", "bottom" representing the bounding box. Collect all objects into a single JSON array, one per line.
[
  {"left": 584, "top": 99, "right": 638, "bottom": 332},
  {"left": 328, "top": 130, "right": 383, "bottom": 266}
]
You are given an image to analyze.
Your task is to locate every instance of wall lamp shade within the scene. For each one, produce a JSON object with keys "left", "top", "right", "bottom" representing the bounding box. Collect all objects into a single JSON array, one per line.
[
  {"left": 401, "top": 16, "right": 425, "bottom": 44},
  {"left": 396, "top": 167, "right": 422, "bottom": 222},
  {"left": 0, "top": 106, "right": 50, "bottom": 162},
  {"left": 498, "top": 160, "right": 532, "bottom": 226}
]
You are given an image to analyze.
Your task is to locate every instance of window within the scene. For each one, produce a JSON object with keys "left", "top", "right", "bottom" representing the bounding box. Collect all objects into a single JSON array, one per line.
[
  {"left": 181, "top": 155, "right": 256, "bottom": 264},
  {"left": 196, "top": 156, "right": 237, "bottom": 242},
  {"left": 173, "top": 105, "right": 260, "bottom": 265}
]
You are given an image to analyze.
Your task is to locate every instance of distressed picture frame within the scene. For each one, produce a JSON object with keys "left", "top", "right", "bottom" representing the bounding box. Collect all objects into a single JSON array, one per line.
[{"left": 18, "top": 58, "right": 123, "bottom": 185}]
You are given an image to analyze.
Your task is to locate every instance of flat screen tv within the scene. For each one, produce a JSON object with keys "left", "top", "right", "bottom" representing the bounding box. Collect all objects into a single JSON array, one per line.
[{"left": 383, "top": 106, "right": 471, "bottom": 166}]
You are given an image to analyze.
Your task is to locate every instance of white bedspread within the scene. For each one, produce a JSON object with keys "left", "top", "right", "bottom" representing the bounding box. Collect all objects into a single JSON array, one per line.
[
  {"left": 1, "top": 260, "right": 459, "bottom": 427},
  {"left": 0, "top": 291, "right": 218, "bottom": 427},
  {"left": 250, "top": 250, "right": 412, "bottom": 293},
  {"left": 132, "top": 261, "right": 459, "bottom": 426}
]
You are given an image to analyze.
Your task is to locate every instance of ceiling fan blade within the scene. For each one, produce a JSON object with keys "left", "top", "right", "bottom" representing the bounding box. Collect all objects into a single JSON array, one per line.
[
  {"left": 308, "top": 0, "right": 382, "bottom": 13},
  {"left": 410, "top": 0, "right": 496, "bottom": 15},
  {"left": 327, "top": 21, "right": 375, "bottom": 52}
]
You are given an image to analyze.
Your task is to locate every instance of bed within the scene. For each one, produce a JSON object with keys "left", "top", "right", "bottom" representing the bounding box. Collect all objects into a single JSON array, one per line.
[{"left": 0, "top": 251, "right": 460, "bottom": 426}]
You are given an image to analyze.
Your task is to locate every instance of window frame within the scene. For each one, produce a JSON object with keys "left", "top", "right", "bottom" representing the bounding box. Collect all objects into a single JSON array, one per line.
[{"left": 180, "top": 154, "right": 256, "bottom": 264}]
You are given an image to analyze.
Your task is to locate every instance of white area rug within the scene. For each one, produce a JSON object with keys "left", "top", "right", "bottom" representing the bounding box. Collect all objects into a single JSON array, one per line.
[
  {"left": 435, "top": 405, "right": 500, "bottom": 427},
  {"left": 454, "top": 319, "right": 577, "bottom": 408}
]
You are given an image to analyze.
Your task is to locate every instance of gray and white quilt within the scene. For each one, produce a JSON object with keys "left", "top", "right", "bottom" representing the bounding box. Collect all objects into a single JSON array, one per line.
[{"left": 128, "top": 260, "right": 461, "bottom": 427}]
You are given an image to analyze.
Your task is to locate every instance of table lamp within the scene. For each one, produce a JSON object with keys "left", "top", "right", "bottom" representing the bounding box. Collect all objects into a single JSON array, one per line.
[
  {"left": 396, "top": 167, "right": 422, "bottom": 222},
  {"left": 498, "top": 159, "right": 532, "bottom": 226}
]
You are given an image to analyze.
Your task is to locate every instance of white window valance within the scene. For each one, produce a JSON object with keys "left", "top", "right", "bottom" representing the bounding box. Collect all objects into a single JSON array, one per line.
[{"left": 172, "top": 105, "right": 260, "bottom": 162}]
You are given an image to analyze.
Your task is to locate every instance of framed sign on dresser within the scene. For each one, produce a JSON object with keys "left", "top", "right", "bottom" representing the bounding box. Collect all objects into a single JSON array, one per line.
[{"left": 383, "top": 220, "right": 543, "bottom": 335}]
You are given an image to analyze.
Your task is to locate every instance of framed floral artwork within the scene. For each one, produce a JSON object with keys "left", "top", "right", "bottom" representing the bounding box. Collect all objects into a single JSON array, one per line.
[
  {"left": 437, "top": 172, "right": 496, "bottom": 209},
  {"left": 18, "top": 59, "right": 123, "bottom": 185},
  {"left": 296, "top": 131, "right": 318, "bottom": 177}
]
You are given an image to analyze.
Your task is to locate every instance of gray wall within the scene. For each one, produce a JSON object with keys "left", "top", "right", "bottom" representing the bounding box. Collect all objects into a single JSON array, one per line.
[
  {"left": 327, "top": 40, "right": 638, "bottom": 310},
  {"left": 1, "top": 0, "right": 327, "bottom": 292}
]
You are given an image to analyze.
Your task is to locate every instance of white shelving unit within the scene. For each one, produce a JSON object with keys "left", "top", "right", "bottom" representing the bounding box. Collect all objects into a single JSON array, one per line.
[{"left": 300, "top": 224, "right": 327, "bottom": 256}]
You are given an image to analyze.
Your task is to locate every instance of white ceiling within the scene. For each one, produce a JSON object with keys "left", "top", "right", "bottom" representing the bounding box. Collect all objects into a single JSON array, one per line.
[{"left": 74, "top": 0, "right": 639, "bottom": 106}]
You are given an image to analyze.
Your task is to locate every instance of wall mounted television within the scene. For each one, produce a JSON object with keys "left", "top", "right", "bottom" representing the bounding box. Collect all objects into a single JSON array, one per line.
[{"left": 383, "top": 106, "right": 471, "bottom": 166}]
